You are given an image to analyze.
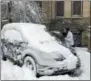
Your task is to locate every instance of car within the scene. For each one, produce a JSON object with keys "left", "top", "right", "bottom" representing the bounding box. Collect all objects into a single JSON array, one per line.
[{"left": 1, "top": 23, "right": 81, "bottom": 77}]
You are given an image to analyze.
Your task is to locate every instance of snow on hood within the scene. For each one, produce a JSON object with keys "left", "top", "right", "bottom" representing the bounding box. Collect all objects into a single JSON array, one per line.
[{"left": 2, "top": 23, "right": 73, "bottom": 58}]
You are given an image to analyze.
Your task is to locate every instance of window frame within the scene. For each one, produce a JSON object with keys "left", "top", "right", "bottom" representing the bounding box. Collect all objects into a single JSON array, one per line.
[{"left": 71, "top": 1, "right": 83, "bottom": 17}]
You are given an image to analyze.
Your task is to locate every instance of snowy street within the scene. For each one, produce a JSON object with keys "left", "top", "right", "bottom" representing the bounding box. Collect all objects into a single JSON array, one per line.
[{"left": 1, "top": 47, "right": 90, "bottom": 80}]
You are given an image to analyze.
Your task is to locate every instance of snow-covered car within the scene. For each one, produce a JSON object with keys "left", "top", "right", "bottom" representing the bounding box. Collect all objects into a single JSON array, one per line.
[{"left": 1, "top": 23, "right": 81, "bottom": 77}]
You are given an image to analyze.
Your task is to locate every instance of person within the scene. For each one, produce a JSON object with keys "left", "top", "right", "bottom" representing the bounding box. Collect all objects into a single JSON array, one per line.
[
  {"left": 62, "top": 27, "right": 77, "bottom": 56},
  {"left": 62, "top": 27, "right": 74, "bottom": 48}
]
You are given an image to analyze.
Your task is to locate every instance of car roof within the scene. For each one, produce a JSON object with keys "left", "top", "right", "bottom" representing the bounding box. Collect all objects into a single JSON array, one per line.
[
  {"left": 2, "top": 23, "right": 47, "bottom": 43},
  {"left": 3, "top": 23, "right": 45, "bottom": 29}
]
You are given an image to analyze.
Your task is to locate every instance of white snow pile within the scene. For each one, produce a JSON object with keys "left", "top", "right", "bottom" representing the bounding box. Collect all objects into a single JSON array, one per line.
[
  {"left": 1, "top": 60, "right": 36, "bottom": 80},
  {"left": 1, "top": 47, "right": 90, "bottom": 80}
]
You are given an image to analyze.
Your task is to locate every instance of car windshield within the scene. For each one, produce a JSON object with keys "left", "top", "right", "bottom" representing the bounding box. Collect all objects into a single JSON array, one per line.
[
  {"left": 37, "top": 28, "right": 57, "bottom": 44},
  {"left": 39, "top": 28, "right": 57, "bottom": 44},
  {"left": 23, "top": 26, "right": 58, "bottom": 44}
]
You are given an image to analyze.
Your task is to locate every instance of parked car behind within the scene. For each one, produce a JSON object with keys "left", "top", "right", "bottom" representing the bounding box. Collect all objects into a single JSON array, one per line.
[{"left": 1, "top": 23, "right": 81, "bottom": 77}]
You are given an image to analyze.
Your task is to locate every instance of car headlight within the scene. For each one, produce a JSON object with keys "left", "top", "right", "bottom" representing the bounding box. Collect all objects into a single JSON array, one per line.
[{"left": 55, "top": 54, "right": 65, "bottom": 61}]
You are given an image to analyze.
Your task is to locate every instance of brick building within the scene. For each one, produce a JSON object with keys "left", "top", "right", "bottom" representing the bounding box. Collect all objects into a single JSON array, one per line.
[{"left": 40, "top": 0, "right": 90, "bottom": 24}]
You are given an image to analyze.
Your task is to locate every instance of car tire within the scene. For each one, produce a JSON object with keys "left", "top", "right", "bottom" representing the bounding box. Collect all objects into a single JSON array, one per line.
[
  {"left": 23, "top": 56, "right": 38, "bottom": 77},
  {"left": 68, "top": 68, "right": 82, "bottom": 77}
]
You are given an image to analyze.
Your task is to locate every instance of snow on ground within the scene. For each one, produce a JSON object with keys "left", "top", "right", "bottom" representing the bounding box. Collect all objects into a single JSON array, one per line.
[{"left": 1, "top": 47, "right": 90, "bottom": 80}]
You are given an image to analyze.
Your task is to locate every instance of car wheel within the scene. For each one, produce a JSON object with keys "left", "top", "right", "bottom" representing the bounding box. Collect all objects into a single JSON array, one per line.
[
  {"left": 68, "top": 68, "right": 82, "bottom": 77},
  {"left": 23, "top": 56, "right": 37, "bottom": 77}
]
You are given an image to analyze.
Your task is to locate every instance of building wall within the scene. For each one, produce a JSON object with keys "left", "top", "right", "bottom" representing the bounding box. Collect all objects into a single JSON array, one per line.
[
  {"left": 64, "top": 0, "right": 71, "bottom": 18},
  {"left": 42, "top": 0, "right": 90, "bottom": 24},
  {"left": 83, "top": 0, "right": 90, "bottom": 18},
  {"left": 41, "top": 1, "right": 52, "bottom": 23}
]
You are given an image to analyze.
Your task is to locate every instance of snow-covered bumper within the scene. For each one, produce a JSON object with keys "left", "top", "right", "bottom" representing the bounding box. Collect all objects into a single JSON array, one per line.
[{"left": 37, "top": 55, "right": 80, "bottom": 75}]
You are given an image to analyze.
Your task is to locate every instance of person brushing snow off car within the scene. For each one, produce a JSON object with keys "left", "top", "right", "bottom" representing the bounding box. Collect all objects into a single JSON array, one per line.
[
  {"left": 62, "top": 27, "right": 74, "bottom": 48},
  {"left": 62, "top": 27, "right": 77, "bottom": 56},
  {"left": 51, "top": 27, "right": 77, "bottom": 56}
]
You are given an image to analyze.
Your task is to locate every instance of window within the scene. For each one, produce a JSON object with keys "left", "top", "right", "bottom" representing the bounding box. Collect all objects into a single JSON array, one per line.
[
  {"left": 56, "top": 1, "right": 64, "bottom": 16},
  {"left": 72, "top": 1, "right": 83, "bottom": 16},
  {"left": 35, "top": 1, "right": 42, "bottom": 8}
]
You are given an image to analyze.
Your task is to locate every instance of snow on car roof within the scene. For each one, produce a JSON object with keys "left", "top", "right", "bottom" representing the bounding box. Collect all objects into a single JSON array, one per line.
[
  {"left": 2, "top": 23, "right": 52, "bottom": 43},
  {"left": 3, "top": 23, "right": 46, "bottom": 29}
]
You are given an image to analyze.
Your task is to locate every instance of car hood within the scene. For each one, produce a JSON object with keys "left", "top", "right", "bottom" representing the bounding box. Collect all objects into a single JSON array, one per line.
[{"left": 30, "top": 41, "right": 73, "bottom": 59}]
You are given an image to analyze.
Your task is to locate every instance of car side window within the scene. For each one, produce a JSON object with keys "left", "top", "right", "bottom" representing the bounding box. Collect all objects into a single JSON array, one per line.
[{"left": 4, "top": 29, "right": 23, "bottom": 41}]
